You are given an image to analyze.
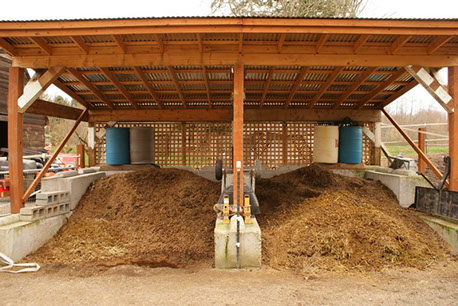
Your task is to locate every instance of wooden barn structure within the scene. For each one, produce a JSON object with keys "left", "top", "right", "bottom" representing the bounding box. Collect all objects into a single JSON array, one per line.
[{"left": 0, "top": 17, "right": 457, "bottom": 214}]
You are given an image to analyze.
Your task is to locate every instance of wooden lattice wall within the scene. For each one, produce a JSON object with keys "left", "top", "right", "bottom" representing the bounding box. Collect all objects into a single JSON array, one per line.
[{"left": 95, "top": 122, "right": 374, "bottom": 168}]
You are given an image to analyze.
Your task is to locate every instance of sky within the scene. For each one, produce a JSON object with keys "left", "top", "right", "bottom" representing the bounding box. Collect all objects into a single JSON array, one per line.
[{"left": 2, "top": 0, "right": 457, "bottom": 114}]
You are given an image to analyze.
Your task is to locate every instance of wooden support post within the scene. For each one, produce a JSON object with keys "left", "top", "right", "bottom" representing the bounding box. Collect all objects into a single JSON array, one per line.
[
  {"left": 76, "top": 144, "right": 85, "bottom": 169},
  {"left": 449, "top": 67, "right": 458, "bottom": 191},
  {"left": 87, "top": 122, "right": 96, "bottom": 167},
  {"left": 374, "top": 122, "right": 382, "bottom": 166},
  {"left": 233, "top": 64, "right": 244, "bottom": 207},
  {"left": 282, "top": 122, "right": 288, "bottom": 165},
  {"left": 418, "top": 127, "right": 426, "bottom": 174},
  {"left": 382, "top": 109, "right": 444, "bottom": 181},
  {"left": 181, "top": 122, "right": 187, "bottom": 166},
  {"left": 7, "top": 67, "right": 24, "bottom": 214},
  {"left": 22, "top": 109, "right": 88, "bottom": 203}
]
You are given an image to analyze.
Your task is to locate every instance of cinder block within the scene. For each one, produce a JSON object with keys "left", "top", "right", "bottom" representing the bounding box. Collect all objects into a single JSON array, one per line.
[
  {"left": 19, "top": 206, "right": 46, "bottom": 222},
  {"left": 36, "top": 190, "right": 70, "bottom": 206}
]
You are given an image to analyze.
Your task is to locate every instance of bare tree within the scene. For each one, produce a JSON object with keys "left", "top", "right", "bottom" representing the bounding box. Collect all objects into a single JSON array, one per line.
[{"left": 211, "top": 0, "right": 366, "bottom": 17}]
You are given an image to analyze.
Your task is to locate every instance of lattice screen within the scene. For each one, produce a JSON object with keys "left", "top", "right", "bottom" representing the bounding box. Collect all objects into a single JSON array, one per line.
[{"left": 95, "top": 121, "right": 375, "bottom": 168}]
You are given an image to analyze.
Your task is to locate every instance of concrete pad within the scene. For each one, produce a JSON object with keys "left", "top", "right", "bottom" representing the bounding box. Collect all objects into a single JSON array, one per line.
[
  {"left": 214, "top": 216, "right": 261, "bottom": 269},
  {"left": 421, "top": 216, "right": 458, "bottom": 252},
  {"left": 0, "top": 214, "right": 70, "bottom": 261},
  {"left": 365, "top": 170, "right": 429, "bottom": 207}
]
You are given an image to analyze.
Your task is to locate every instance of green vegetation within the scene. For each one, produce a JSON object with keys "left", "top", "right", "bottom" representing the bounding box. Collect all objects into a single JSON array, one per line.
[{"left": 387, "top": 145, "right": 448, "bottom": 158}]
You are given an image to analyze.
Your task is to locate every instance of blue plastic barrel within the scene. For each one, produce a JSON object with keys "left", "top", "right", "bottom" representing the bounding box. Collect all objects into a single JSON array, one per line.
[
  {"left": 338, "top": 126, "right": 362, "bottom": 164},
  {"left": 106, "top": 128, "right": 130, "bottom": 165}
]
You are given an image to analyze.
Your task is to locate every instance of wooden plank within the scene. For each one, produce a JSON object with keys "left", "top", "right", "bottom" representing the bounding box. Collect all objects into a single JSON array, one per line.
[
  {"left": 202, "top": 66, "right": 212, "bottom": 108},
  {"left": 316, "top": 34, "right": 328, "bottom": 53},
  {"left": 168, "top": 66, "right": 187, "bottom": 108},
  {"left": 284, "top": 67, "right": 309, "bottom": 108},
  {"left": 382, "top": 109, "right": 444, "bottom": 182},
  {"left": 112, "top": 35, "right": 127, "bottom": 53},
  {"left": 449, "top": 67, "right": 458, "bottom": 191},
  {"left": 334, "top": 67, "right": 377, "bottom": 108},
  {"left": 76, "top": 144, "right": 85, "bottom": 169},
  {"left": 238, "top": 33, "right": 243, "bottom": 53},
  {"left": 390, "top": 35, "right": 412, "bottom": 54},
  {"left": 418, "top": 127, "right": 426, "bottom": 174},
  {"left": 282, "top": 122, "right": 287, "bottom": 165},
  {"left": 233, "top": 63, "right": 244, "bottom": 207},
  {"left": 88, "top": 108, "right": 382, "bottom": 122},
  {"left": 260, "top": 67, "right": 274, "bottom": 108},
  {"left": 132, "top": 66, "right": 162, "bottom": 108},
  {"left": 277, "top": 33, "right": 286, "bottom": 52},
  {"left": 53, "top": 79, "right": 91, "bottom": 108},
  {"left": 70, "top": 36, "right": 89, "bottom": 54},
  {"left": 26, "top": 99, "right": 88, "bottom": 121},
  {"left": 379, "top": 79, "right": 418, "bottom": 108},
  {"left": 0, "top": 37, "right": 16, "bottom": 55},
  {"left": 182, "top": 122, "right": 187, "bottom": 166},
  {"left": 7, "top": 67, "right": 24, "bottom": 213},
  {"left": 18, "top": 66, "right": 66, "bottom": 112},
  {"left": 67, "top": 68, "right": 115, "bottom": 109},
  {"left": 30, "top": 37, "right": 52, "bottom": 55},
  {"left": 196, "top": 33, "right": 203, "bottom": 52},
  {"left": 308, "top": 66, "right": 344, "bottom": 109},
  {"left": 353, "top": 34, "right": 370, "bottom": 54},
  {"left": 356, "top": 69, "right": 406, "bottom": 109},
  {"left": 12, "top": 52, "right": 458, "bottom": 69},
  {"left": 99, "top": 67, "right": 138, "bottom": 109},
  {"left": 154, "top": 34, "right": 164, "bottom": 53},
  {"left": 428, "top": 36, "right": 453, "bottom": 55},
  {"left": 22, "top": 109, "right": 88, "bottom": 203}
]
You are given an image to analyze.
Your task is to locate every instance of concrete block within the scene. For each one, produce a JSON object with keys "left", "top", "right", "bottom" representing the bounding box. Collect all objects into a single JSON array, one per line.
[
  {"left": 78, "top": 168, "right": 96, "bottom": 174},
  {"left": 19, "top": 206, "right": 46, "bottom": 222},
  {"left": 0, "top": 214, "right": 20, "bottom": 226},
  {"left": 0, "top": 214, "right": 70, "bottom": 261},
  {"left": 421, "top": 216, "right": 458, "bottom": 252},
  {"left": 365, "top": 170, "right": 429, "bottom": 207},
  {"left": 36, "top": 190, "right": 70, "bottom": 206},
  {"left": 214, "top": 216, "right": 261, "bottom": 269},
  {"left": 53, "top": 170, "right": 78, "bottom": 178}
]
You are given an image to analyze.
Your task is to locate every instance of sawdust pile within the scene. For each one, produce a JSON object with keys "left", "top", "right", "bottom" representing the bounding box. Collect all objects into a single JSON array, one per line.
[
  {"left": 256, "top": 165, "right": 450, "bottom": 272},
  {"left": 28, "top": 168, "right": 220, "bottom": 267}
]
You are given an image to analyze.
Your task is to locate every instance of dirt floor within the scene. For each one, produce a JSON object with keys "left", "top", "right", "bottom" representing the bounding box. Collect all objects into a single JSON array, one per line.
[{"left": 1, "top": 263, "right": 457, "bottom": 306}]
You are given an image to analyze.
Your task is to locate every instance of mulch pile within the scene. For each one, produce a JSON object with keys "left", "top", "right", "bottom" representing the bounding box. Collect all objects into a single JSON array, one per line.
[{"left": 28, "top": 166, "right": 451, "bottom": 272}]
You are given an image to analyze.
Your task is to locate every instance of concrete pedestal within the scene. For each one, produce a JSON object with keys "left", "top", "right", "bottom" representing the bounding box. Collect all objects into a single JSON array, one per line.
[{"left": 214, "top": 216, "right": 261, "bottom": 269}]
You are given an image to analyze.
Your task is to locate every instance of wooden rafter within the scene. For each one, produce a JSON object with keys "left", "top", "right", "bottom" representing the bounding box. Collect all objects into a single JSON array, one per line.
[
  {"left": 284, "top": 67, "right": 309, "bottom": 109},
  {"left": 99, "top": 67, "right": 138, "bottom": 109},
  {"left": 168, "top": 66, "right": 187, "bottom": 108},
  {"left": 26, "top": 99, "right": 88, "bottom": 121},
  {"left": 238, "top": 33, "right": 243, "bottom": 53},
  {"left": 0, "top": 37, "right": 16, "bottom": 55},
  {"left": 70, "top": 36, "right": 89, "bottom": 54},
  {"left": 53, "top": 79, "right": 91, "bottom": 108},
  {"left": 112, "top": 35, "right": 127, "bottom": 53},
  {"left": 154, "top": 34, "right": 164, "bottom": 52},
  {"left": 308, "top": 66, "right": 344, "bottom": 109},
  {"left": 196, "top": 33, "right": 203, "bottom": 52},
  {"left": 356, "top": 68, "right": 406, "bottom": 109},
  {"left": 379, "top": 79, "right": 418, "bottom": 108},
  {"left": 427, "top": 35, "right": 453, "bottom": 54},
  {"left": 277, "top": 33, "right": 286, "bottom": 52},
  {"left": 30, "top": 37, "right": 52, "bottom": 55},
  {"left": 333, "top": 67, "right": 377, "bottom": 108},
  {"left": 353, "top": 34, "right": 370, "bottom": 53},
  {"left": 133, "top": 66, "right": 162, "bottom": 108},
  {"left": 260, "top": 67, "right": 274, "bottom": 108},
  {"left": 202, "top": 66, "right": 212, "bottom": 108},
  {"left": 316, "top": 34, "right": 328, "bottom": 53},
  {"left": 67, "top": 68, "right": 114, "bottom": 109},
  {"left": 390, "top": 35, "right": 412, "bottom": 54}
]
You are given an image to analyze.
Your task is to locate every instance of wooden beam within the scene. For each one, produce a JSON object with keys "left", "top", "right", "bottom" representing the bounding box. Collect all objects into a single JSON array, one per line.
[
  {"left": 316, "top": 34, "right": 328, "bottom": 53},
  {"left": 308, "top": 66, "right": 344, "bottom": 109},
  {"left": 182, "top": 122, "right": 187, "bottom": 166},
  {"left": 282, "top": 122, "right": 287, "bottom": 165},
  {"left": 0, "top": 37, "right": 16, "bottom": 56},
  {"left": 196, "top": 33, "right": 203, "bottom": 52},
  {"left": 449, "top": 67, "right": 458, "bottom": 191},
  {"left": 202, "top": 66, "right": 212, "bottom": 108},
  {"left": 277, "top": 33, "right": 286, "bottom": 52},
  {"left": 284, "top": 67, "right": 309, "bottom": 109},
  {"left": 30, "top": 37, "right": 52, "bottom": 55},
  {"left": 112, "top": 35, "right": 127, "bottom": 53},
  {"left": 233, "top": 63, "right": 244, "bottom": 207},
  {"left": 133, "top": 66, "right": 162, "bottom": 108},
  {"left": 18, "top": 66, "right": 66, "bottom": 112},
  {"left": 334, "top": 67, "right": 377, "bottom": 108},
  {"left": 67, "top": 68, "right": 115, "bottom": 109},
  {"left": 7, "top": 67, "right": 24, "bottom": 213},
  {"left": 405, "top": 65, "right": 453, "bottom": 113},
  {"left": 353, "top": 34, "right": 370, "bottom": 54},
  {"left": 168, "top": 66, "right": 187, "bottom": 108},
  {"left": 390, "top": 35, "right": 412, "bottom": 54},
  {"left": 13, "top": 52, "right": 458, "bottom": 69},
  {"left": 238, "top": 33, "right": 243, "bottom": 53},
  {"left": 70, "top": 36, "right": 89, "bottom": 54},
  {"left": 26, "top": 99, "right": 88, "bottom": 121},
  {"left": 418, "top": 127, "right": 426, "bottom": 174},
  {"left": 379, "top": 79, "right": 418, "bottom": 108},
  {"left": 53, "top": 79, "right": 91, "bottom": 108},
  {"left": 88, "top": 108, "right": 382, "bottom": 123},
  {"left": 99, "top": 67, "right": 138, "bottom": 109},
  {"left": 356, "top": 69, "right": 406, "bottom": 109},
  {"left": 76, "top": 144, "right": 85, "bottom": 169},
  {"left": 260, "top": 67, "right": 274, "bottom": 108},
  {"left": 383, "top": 109, "right": 444, "bottom": 182},
  {"left": 22, "top": 109, "right": 88, "bottom": 203},
  {"left": 428, "top": 35, "right": 453, "bottom": 55},
  {"left": 154, "top": 34, "right": 164, "bottom": 53}
]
